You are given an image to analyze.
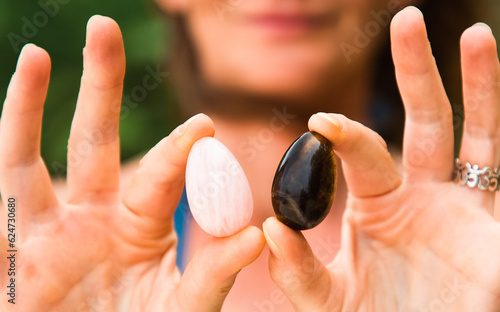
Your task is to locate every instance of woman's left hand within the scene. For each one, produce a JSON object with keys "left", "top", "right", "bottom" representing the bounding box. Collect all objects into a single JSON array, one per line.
[{"left": 264, "top": 6, "right": 500, "bottom": 311}]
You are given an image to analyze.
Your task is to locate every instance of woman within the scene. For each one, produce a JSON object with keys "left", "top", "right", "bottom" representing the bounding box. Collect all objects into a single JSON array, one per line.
[{"left": 1, "top": 0, "right": 500, "bottom": 311}]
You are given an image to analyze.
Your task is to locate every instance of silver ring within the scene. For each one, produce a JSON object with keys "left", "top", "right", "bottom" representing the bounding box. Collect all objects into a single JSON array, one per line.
[{"left": 453, "top": 159, "right": 500, "bottom": 192}]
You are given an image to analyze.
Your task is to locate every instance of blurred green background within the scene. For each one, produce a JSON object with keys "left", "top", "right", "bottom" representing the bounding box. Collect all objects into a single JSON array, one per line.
[
  {"left": 0, "top": 0, "right": 176, "bottom": 177},
  {"left": 0, "top": 1, "right": 500, "bottom": 177}
]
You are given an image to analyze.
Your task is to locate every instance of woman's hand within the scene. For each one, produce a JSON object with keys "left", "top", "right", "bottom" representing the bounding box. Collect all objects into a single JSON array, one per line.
[
  {"left": 0, "top": 16, "right": 265, "bottom": 311},
  {"left": 264, "top": 6, "right": 500, "bottom": 311}
]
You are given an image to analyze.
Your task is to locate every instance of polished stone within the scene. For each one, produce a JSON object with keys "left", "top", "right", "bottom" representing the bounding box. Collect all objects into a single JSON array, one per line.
[
  {"left": 271, "top": 132, "right": 336, "bottom": 230},
  {"left": 186, "top": 137, "right": 253, "bottom": 237}
]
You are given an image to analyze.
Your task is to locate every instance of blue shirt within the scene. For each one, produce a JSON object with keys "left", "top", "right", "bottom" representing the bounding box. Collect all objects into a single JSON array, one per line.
[{"left": 174, "top": 188, "right": 191, "bottom": 271}]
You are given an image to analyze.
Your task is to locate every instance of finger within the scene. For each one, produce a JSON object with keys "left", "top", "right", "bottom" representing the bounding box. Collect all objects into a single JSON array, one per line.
[
  {"left": 0, "top": 202, "right": 7, "bottom": 250},
  {"left": 172, "top": 226, "right": 265, "bottom": 311},
  {"left": 391, "top": 7, "right": 454, "bottom": 182},
  {"left": 0, "top": 202, "right": 12, "bottom": 290},
  {"left": 460, "top": 24, "right": 500, "bottom": 165},
  {"left": 118, "top": 114, "right": 214, "bottom": 263},
  {"left": 308, "top": 113, "right": 400, "bottom": 198},
  {"left": 0, "top": 44, "right": 57, "bottom": 212},
  {"left": 67, "top": 16, "right": 125, "bottom": 203},
  {"left": 458, "top": 23, "right": 500, "bottom": 211},
  {"left": 263, "top": 217, "right": 340, "bottom": 311},
  {"left": 0, "top": 232, "right": 6, "bottom": 252},
  {"left": 0, "top": 226, "right": 7, "bottom": 270}
]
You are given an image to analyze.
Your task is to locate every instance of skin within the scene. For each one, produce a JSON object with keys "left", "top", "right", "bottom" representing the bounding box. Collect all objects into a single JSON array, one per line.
[
  {"left": 163, "top": 1, "right": 411, "bottom": 306},
  {"left": 0, "top": 18, "right": 265, "bottom": 311},
  {"left": 162, "top": 0, "right": 403, "bottom": 118},
  {"left": 264, "top": 9, "right": 500, "bottom": 310},
  {"left": 1, "top": 5, "right": 500, "bottom": 312}
]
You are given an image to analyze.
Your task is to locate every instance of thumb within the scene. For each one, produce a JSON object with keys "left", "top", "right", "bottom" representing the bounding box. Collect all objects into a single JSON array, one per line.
[
  {"left": 308, "top": 113, "right": 401, "bottom": 198},
  {"left": 173, "top": 226, "right": 265, "bottom": 311},
  {"left": 263, "top": 217, "right": 343, "bottom": 311}
]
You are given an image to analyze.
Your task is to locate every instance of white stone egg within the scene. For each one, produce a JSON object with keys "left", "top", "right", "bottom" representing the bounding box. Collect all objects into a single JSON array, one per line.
[{"left": 185, "top": 137, "right": 253, "bottom": 237}]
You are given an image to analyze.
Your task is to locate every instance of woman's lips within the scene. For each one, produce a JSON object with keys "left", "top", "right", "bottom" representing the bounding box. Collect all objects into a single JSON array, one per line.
[{"left": 245, "top": 13, "right": 331, "bottom": 38}]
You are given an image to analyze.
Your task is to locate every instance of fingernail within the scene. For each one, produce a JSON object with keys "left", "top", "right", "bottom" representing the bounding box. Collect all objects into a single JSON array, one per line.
[
  {"left": 474, "top": 22, "right": 492, "bottom": 33},
  {"left": 263, "top": 219, "right": 282, "bottom": 260},
  {"left": 175, "top": 113, "right": 204, "bottom": 137},
  {"left": 316, "top": 113, "right": 343, "bottom": 132}
]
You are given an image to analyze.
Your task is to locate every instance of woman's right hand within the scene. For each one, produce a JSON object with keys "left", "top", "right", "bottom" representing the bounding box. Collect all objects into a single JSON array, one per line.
[{"left": 0, "top": 16, "right": 264, "bottom": 311}]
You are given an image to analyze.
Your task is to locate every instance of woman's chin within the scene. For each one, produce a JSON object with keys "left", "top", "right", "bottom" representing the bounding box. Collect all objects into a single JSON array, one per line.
[
  {"left": 245, "top": 79, "right": 322, "bottom": 101},
  {"left": 205, "top": 67, "right": 332, "bottom": 102}
]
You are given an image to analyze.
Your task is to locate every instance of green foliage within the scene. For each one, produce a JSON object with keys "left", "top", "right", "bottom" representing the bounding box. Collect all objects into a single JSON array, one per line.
[{"left": 0, "top": 0, "right": 177, "bottom": 176}]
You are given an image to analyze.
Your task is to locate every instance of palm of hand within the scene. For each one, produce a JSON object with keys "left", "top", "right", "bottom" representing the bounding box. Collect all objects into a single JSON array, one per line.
[
  {"left": 339, "top": 184, "right": 500, "bottom": 311},
  {"left": 7, "top": 199, "right": 179, "bottom": 311}
]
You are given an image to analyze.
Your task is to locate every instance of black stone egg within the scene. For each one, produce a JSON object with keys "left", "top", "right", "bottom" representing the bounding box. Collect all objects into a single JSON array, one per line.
[{"left": 271, "top": 131, "right": 336, "bottom": 230}]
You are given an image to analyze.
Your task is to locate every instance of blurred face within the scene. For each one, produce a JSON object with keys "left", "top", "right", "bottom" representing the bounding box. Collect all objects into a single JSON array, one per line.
[{"left": 161, "top": 0, "right": 403, "bottom": 102}]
